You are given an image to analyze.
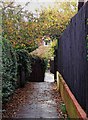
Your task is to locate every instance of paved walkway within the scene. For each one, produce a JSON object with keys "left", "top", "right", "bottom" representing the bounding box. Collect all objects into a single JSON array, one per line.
[
  {"left": 2, "top": 73, "right": 67, "bottom": 119},
  {"left": 44, "top": 71, "right": 54, "bottom": 82}
]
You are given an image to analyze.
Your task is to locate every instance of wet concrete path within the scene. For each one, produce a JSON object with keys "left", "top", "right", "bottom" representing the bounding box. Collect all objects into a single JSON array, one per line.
[{"left": 3, "top": 73, "right": 67, "bottom": 119}]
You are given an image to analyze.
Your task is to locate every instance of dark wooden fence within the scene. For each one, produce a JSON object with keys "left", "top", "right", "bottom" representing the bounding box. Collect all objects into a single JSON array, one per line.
[
  {"left": 56, "top": 2, "right": 88, "bottom": 115},
  {"left": 29, "top": 57, "right": 45, "bottom": 82}
]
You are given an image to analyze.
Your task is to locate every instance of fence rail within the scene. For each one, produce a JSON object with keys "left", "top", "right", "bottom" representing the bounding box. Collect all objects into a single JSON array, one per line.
[{"left": 56, "top": 2, "right": 88, "bottom": 115}]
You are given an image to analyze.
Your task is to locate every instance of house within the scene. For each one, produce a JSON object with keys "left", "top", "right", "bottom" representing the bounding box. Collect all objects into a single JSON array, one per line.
[{"left": 42, "top": 35, "right": 52, "bottom": 46}]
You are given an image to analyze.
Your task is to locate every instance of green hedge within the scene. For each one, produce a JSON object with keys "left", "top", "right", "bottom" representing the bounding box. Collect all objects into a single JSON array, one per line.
[
  {"left": 2, "top": 37, "right": 17, "bottom": 102},
  {"left": 16, "top": 49, "right": 31, "bottom": 87},
  {"left": 2, "top": 38, "right": 47, "bottom": 102},
  {"left": 29, "top": 54, "right": 47, "bottom": 72}
]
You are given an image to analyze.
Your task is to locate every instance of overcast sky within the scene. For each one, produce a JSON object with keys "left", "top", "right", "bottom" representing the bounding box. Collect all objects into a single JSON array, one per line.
[
  {"left": 13, "top": 0, "right": 78, "bottom": 13},
  {"left": 14, "top": 0, "right": 56, "bottom": 13}
]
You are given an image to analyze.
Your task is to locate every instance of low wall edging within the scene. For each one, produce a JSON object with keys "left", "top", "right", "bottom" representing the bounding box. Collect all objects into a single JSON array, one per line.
[{"left": 56, "top": 71, "right": 87, "bottom": 119}]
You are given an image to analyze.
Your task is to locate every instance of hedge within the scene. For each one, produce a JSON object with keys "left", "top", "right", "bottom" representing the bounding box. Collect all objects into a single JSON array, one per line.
[
  {"left": 2, "top": 38, "right": 47, "bottom": 102},
  {"left": 16, "top": 49, "right": 31, "bottom": 87},
  {"left": 2, "top": 37, "right": 17, "bottom": 102}
]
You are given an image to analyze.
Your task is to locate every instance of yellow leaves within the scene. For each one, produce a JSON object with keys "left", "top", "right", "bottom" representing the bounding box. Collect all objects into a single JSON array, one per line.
[
  {"left": 6, "top": 20, "right": 13, "bottom": 26},
  {"left": 0, "top": 26, "right": 2, "bottom": 34},
  {"left": 51, "top": 40, "right": 57, "bottom": 47},
  {"left": 2, "top": 0, "right": 77, "bottom": 50},
  {"left": 21, "top": 44, "right": 25, "bottom": 47},
  {"left": 9, "top": 27, "right": 13, "bottom": 32}
]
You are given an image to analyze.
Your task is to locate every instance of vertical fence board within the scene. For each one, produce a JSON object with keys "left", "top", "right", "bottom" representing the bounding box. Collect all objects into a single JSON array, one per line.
[{"left": 85, "top": 2, "right": 88, "bottom": 115}]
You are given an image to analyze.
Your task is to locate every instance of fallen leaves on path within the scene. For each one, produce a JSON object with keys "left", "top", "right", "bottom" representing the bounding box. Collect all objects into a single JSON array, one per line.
[{"left": 2, "top": 82, "right": 68, "bottom": 119}]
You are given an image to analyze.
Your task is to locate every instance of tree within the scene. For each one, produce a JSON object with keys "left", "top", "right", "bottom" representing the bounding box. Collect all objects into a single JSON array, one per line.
[
  {"left": 2, "top": 1, "right": 38, "bottom": 51},
  {"left": 35, "top": 2, "right": 77, "bottom": 40},
  {"left": 2, "top": 1, "right": 77, "bottom": 51}
]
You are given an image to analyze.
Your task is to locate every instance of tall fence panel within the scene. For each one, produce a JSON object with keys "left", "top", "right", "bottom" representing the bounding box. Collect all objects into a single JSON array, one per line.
[{"left": 57, "top": 2, "right": 88, "bottom": 114}]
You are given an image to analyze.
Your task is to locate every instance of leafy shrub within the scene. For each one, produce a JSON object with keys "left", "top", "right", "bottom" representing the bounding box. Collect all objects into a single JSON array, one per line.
[
  {"left": 2, "top": 37, "right": 17, "bottom": 103},
  {"left": 16, "top": 49, "right": 31, "bottom": 87},
  {"left": 15, "top": 43, "right": 38, "bottom": 53},
  {"left": 30, "top": 54, "right": 47, "bottom": 72}
]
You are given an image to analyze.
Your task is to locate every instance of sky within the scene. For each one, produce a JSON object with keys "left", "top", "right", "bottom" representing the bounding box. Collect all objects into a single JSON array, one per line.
[
  {"left": 13, "top": 0, "right": 78, "bottom": 13},
  {"left": 14, "top": 0, "right": 57, "bottom": 13}
]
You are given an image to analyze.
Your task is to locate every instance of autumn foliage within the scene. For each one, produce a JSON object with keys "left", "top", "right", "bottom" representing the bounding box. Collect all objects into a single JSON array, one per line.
[{"left": 2, "top": 1, "right": 77, "bottom": 50}]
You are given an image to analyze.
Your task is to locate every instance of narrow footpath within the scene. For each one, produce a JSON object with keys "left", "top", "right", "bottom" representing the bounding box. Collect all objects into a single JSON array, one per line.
[{"left": 2, "top": 72, "right": 68, "bottom": 119}]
